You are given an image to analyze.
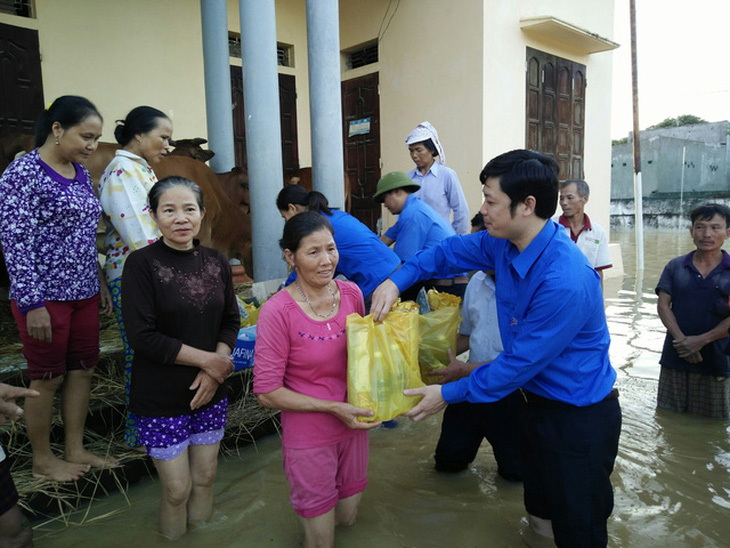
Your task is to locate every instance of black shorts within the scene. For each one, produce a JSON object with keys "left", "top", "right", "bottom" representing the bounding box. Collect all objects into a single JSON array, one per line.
[{"left": 0, "top": 458, "right": 19, "bottom": 516}]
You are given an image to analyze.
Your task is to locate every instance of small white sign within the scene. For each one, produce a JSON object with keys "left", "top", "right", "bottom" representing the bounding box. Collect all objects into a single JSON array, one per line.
[{"left": 348, "top": 117, "right": 371, "bottom": 137}]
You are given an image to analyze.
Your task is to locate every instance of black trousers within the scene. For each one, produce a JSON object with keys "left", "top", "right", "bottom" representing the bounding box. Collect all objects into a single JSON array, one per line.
[
  {"left": 434, "top": 391, "right": 525, "bottom": 480},
  {"left": 522, "top": 395, "right": 622, "bottom": 548}
]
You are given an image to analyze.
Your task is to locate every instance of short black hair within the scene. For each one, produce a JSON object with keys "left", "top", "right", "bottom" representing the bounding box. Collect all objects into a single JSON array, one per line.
[
  {"left": 479, "top": 149, "right": 559, "bottom": 219},
  {"left": 279, "top": 211, "right": 335, "bottom": 253},
  {"left": 148, "top": 176, "right": 204, "bottom": 213},
  {"left": 470, "top": 213, "right": 485, "bottom": 230},
  {"left": 690, "top": 203, "right": 730, "bottom": 227}
]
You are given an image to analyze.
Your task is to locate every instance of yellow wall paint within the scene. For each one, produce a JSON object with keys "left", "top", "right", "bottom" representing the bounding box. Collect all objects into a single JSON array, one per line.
[{"left": 2, "top": 0, "right": 616, "bottom": 232}]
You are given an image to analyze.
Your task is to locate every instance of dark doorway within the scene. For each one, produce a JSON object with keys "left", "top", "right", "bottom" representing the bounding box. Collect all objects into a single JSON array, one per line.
[
  {"left": 526, "top": 47, "right": 585, "bottom": 179},
  {"left": 341, "top": 72, "right": 381, "bottom": 231},
  {"left": 230, "top": 67, "right": 299, "bottom": 173},
  {"left": 0, "top": 22, "right": 44, "bottom": 137}
]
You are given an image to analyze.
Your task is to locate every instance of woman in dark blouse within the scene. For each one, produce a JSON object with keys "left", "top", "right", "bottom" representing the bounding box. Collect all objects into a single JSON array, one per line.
[{"left": 122, "top": 176, "right": 239, "bottom": 540}]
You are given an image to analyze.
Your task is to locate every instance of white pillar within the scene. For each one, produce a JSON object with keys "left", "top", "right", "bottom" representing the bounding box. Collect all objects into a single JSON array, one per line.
[
  {"left": 306, "top": 0, "right": 345, "bottom": 208},
  {"left": 200, "top": 0, "right": 236, "bottom": 173},
  {"left": 239, "top": 0, "right": 286, "bottom": 280}
]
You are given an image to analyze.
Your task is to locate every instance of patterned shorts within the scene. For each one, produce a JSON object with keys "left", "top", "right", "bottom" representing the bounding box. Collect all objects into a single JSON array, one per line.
[
  {"left": 658, "top": 367, "right": 730, "bottom": 419},
  {"left": 136, "top": 397, "right": 228, "bottom": 461}
]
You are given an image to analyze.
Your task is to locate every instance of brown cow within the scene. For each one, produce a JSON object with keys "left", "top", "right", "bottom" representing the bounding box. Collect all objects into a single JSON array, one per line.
[
  {"left": 153, "top": 156, "right": 253, "bottom": 278},
  {"left": 217, "top": 166, "right": 250, "bottom": 213},
  {"left": 168, "top": 138, "right": 215, "bottom": 163},
  {"left": 0, "top": 133, "right": 35, "bottom": 174}
]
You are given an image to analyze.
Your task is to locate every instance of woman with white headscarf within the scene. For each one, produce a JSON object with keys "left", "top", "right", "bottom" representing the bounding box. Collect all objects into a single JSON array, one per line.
[{"left": 405, "top": 121, "right": 469, "bottom": 235}]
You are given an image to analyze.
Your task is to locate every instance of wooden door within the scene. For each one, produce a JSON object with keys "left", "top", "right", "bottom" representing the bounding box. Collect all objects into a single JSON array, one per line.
[
  {"left": 230, "top": 68, "right": 299, "bottom": 172},
  {"left": 341, "top": 73, "right": 380, "bottom": 230},
  {"left": 0, "top": 22, "right": 44, "bottom": 137},
  {"left": 526, "top": 47, "right": 585, "bottom": 179}
]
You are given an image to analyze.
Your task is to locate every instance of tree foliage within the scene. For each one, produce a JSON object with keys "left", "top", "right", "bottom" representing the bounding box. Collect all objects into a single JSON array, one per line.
[{"left": 648, "top": 115, "right": 708, "bottom": 129}]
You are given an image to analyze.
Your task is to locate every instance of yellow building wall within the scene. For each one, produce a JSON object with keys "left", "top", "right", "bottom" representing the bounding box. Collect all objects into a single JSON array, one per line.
[
  {"left": 340, "top": 0, "right": 485, "bottom": 230},
  {"left": 483, "top": 0, "right": 617, "bottom": 231},
  {"left": 1, "top": 0, "right": 615, "bottom": 232},
  {"left": 0, "top": 0, "right": 310, "bottom": 159}
]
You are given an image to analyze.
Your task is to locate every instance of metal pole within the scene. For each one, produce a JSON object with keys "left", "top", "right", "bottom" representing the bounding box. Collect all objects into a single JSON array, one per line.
[
  {"left": 200, "top": 0, "right": 236, "bottom": 173},
  {"left": 679, "top": 145, "right": 686, "bottom": 228},
  {"left": 305, "top": 0, "right": 345, "bottom": 208},
  {"left": 630, "top": 0, "right": 644, "bottom": 270},
  {"left": 239, "top": 0, "right": 286, "bottom": 280}
]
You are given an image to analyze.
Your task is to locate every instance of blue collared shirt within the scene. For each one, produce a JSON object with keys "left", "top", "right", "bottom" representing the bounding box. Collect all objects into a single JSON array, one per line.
[
  {"left": 385, "top": 194, "right": 456, "bottom": 262},
  {"left": 656, "top": 250, "right": 730, "bottom": 377},
  {"left": 390, "top": 220, "right": 616, "bottom": 406},
  {"left": 408, "top": 162, "right": 469, "bottom": 235}
]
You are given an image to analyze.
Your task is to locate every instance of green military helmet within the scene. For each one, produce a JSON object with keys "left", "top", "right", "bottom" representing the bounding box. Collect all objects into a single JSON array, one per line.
[{"left": 373, "top": 172, "right": 420, "bottom": 202}]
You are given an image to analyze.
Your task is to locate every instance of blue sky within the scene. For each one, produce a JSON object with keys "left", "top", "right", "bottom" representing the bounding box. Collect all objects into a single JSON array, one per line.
[{"left": 611, "top": 0, "right": 730, "bottom": 138}]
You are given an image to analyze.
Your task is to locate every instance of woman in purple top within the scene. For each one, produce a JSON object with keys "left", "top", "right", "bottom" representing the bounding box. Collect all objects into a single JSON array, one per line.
[{"left": 0, "top": 96, "right": 116, "bottom": 482}]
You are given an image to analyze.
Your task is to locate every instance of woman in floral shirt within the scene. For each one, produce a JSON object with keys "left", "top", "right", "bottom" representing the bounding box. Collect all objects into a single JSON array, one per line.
[
  {"left": 98, "top": 106, "right": 172, "bottom": 447},
  {"left": 0, "top": 96, "right": 116, "bottom": 482}
]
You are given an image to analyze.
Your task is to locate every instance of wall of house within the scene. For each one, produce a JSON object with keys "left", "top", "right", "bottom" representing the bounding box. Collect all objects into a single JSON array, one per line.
[
  {"left": 480, "top": 0, "right": 617, "bottom": 232},
  {"left": 2, "top": 0, "right": 617, "bottom": 234},
  {"left": 0, "top": 0, "right": 310, "bottom": 160},
  {"left": 339, "top": 0, "right": 485, "bottom": 229},
  {"left": 1, "top": 1, "right": 209, "bottom": 143}
]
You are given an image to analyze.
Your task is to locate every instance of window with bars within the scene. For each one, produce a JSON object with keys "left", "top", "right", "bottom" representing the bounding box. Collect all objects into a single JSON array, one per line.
[
  {"left": 345, "top": 43, "right": 378, "bottom": 70},
  {"left": 228, "top": 33, "right": 293, "bottom": 68},
  {"left": 0, "top": 0, "right": 33, "bottom": 17}
]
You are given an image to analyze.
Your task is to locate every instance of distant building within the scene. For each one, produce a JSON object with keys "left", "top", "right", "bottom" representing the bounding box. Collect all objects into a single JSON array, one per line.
[{"left": 611, "top": 121, "right": 730, "bottom": 229}]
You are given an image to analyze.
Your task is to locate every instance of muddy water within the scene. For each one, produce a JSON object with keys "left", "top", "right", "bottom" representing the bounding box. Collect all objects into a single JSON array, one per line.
[{"left": 34, "top": 231, "right": 730, "bottom": 547}]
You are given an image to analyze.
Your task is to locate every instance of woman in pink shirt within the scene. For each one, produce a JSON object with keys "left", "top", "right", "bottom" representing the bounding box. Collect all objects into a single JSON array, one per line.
[{"left": 254, "top": 211, "right": 381, "bottom": 548}]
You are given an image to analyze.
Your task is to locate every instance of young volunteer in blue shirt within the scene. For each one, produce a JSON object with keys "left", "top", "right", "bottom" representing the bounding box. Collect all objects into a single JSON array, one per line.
[
  {"left": 375, "top": 172, "right": 467, "bottom": 301},
  {"left": 277, "top": 185, "right": 401, "bottom": 306},
  {"left": 370, "top": 150, "right": 621, "bottom": 548}
]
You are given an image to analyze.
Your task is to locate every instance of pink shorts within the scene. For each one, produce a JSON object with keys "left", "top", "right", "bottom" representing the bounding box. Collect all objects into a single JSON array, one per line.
[
  {"left": 282, "top": 431, "right": 369, "bottom": 518},
  {"left": 11, "top": 296, "right": 100, "bottom": 380}
]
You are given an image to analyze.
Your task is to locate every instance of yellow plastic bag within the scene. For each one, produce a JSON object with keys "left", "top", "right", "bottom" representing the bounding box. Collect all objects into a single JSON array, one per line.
[
  {"left": 237, "top": 297, "right": 260, "bottom": 328},
  {"left": 419, "top": 290, "right": 462, "bottom": 384},
  {"left": 346, "top": 311, "right": 425, "bottom": 422}
]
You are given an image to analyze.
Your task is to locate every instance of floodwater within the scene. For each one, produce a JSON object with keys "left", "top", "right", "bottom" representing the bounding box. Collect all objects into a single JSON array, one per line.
[{"left": 34, "top": 231, "right": 730, "bottom": 547}]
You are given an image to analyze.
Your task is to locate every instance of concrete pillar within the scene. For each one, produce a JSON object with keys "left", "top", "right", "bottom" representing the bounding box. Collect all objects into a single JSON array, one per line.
[
  {"left": 200, "top": 0, "right": 236, "bottom": 173},
  {"left": 239, "top": 0, "right": 286, "bottom": 280},
  {"left": 306, "top": 0, "right": 345, "bottom": 208}
]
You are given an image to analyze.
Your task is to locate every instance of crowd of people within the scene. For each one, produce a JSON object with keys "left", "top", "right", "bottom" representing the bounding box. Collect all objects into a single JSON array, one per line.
[{"left": 0, "top": 98, "right": 727, "bottom": 548}]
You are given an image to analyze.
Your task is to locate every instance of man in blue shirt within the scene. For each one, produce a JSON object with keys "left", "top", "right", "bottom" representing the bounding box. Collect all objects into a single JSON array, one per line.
[
  {"left": 371, "top": 150, "right": 621, "bottom": 547},
  {"left": 656, "top": 203, "right": 730, "bottom": 418},
  {"left": 375, "top": 171, "right": 467, "bottom": 300}
]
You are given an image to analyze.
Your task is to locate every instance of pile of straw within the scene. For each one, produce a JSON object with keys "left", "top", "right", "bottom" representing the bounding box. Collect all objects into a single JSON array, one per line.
[{"left": 0, "top": 310, "right": 280, "bottom": 527}]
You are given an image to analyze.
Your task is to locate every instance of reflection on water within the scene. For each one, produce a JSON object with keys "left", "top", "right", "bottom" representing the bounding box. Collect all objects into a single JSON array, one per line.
[{"left": 34, "top": 231, "right": 730, "bottom": 547}]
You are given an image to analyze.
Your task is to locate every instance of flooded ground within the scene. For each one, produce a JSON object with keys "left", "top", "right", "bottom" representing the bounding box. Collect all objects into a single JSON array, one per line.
[{"left": 33, "top": 231, "right": 730, "bottom": 547}]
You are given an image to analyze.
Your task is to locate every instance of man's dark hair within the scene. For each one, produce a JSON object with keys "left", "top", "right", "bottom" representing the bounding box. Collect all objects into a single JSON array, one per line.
[
  {"left": 419, "top": 138, "right": 439, "bottom": 157},
  {"left": 479, "top": 149, "right": 559, "bottom": 219},
  {"left": 470, "top": 213, "right": 485, "bottom": 230},
  {"left": 690, "top": 203, "right": 730, "bottom": 227}
]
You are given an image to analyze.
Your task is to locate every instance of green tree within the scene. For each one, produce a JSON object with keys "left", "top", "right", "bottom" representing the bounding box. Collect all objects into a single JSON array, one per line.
[{"left": 648, "top": 114, "right": 708, "bottom": 129}]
